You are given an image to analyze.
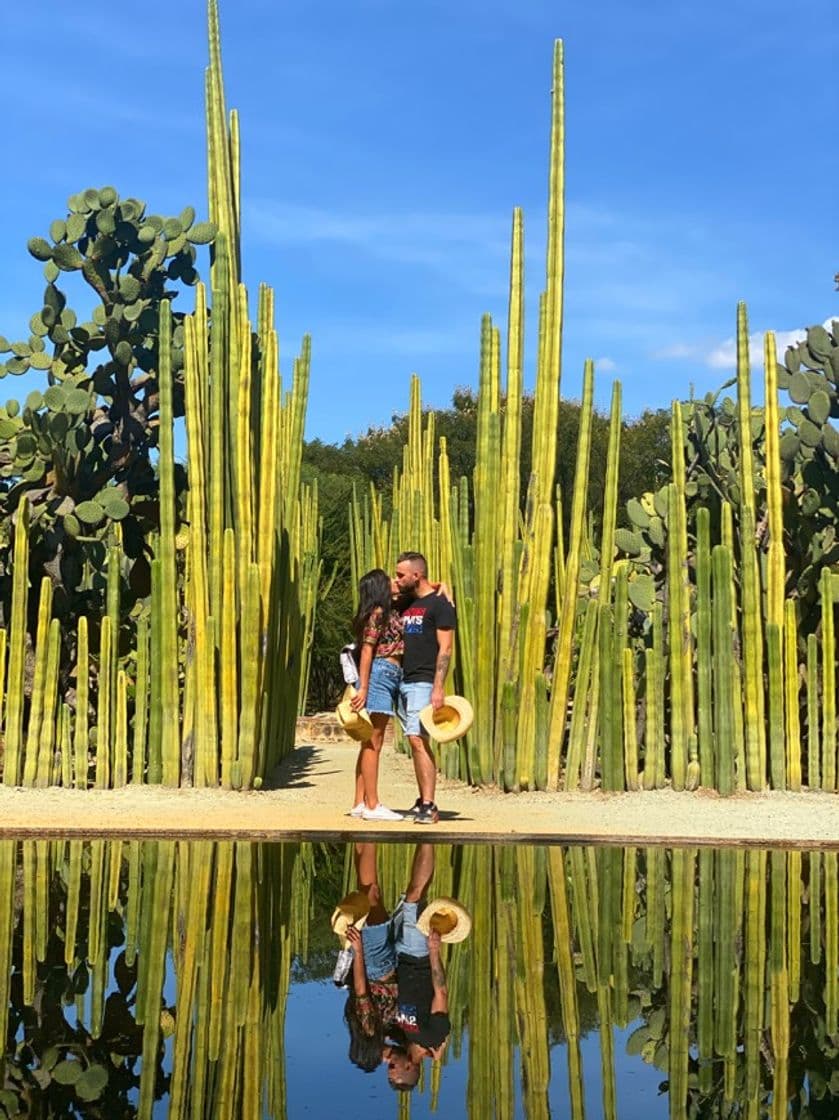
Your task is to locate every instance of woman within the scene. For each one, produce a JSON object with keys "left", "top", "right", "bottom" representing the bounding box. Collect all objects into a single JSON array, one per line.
[
  {"left": 347, "top": 569, "right": 405, "bottom": 821},
  {"left": 342, "top": 843, "right": 398, "bottom": 1071}
]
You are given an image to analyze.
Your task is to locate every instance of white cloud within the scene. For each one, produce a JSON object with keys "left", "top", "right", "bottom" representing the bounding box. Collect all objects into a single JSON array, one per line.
[
  {"left": 595, "top": 356, "right": 617, "bottom": 372},
  {"left": 650, "top": 317, "right": 836, "bottom": 372},
  {"left": 706, "top": 319, "right": 837, "bottom": 370}
]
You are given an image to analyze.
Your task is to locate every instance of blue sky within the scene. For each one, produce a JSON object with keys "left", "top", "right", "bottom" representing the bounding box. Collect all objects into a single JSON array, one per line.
[{"left": 1, "top": 0, "right": 836, "bottom": 443}]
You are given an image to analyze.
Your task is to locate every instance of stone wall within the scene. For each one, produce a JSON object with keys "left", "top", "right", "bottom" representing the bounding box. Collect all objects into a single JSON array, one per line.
[{"left": 295, "top": 713, "right": 395, "bottom": 747}]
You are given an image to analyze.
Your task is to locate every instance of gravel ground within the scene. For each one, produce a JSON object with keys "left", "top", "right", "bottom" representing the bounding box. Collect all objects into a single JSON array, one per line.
[{"left": 0, "top": 743, "right": 838, "bottom": 847}]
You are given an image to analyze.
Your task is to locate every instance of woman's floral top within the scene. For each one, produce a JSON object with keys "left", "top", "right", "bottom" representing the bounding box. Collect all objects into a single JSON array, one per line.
[{"left": 362, "top": 607, "right": 404, "bottom": 659}]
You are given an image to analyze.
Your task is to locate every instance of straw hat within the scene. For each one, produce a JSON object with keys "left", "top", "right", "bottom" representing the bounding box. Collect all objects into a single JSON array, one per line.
[
  {"left": 416, "top": 898, "right": 472, "bottom": 944},
  {"left": 336, "top": 685, "right": 375, "bottom": 743},
  {"left": 419, "top": 695, "right": 474, "bottom": 743},
  {"left": 331, "top": 890, "right": 371, "bottom": 948}
]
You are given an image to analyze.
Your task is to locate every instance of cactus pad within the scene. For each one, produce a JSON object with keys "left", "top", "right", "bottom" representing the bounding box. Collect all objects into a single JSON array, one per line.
[
  {"left": 75, "top": 500, "right": 105, "bottom": 526},
  {"left": 187, "top": 221, "right": 217, "bottom": 245},
  {"left": 27, "top": 238, "right": 53, "bottom": 262}
]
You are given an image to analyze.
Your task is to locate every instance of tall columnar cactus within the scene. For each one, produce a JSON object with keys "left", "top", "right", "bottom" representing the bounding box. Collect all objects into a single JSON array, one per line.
[
  {"left": 736, "top": 303, "right": 767, "bottom": 790},
  {"left": 472, "top": 316, "right": 501, "bottom": 784},
  {"left": 550, "top": 360, "right": 594, "bottom": 788},
  {"left": 157, "top": 303, "right": 180, "bottom": 786},
  {"left": 821, "top": 565, "right": 836, "bottom": 789},
  {"left": 711, "top": 545, "right": 735, "bottom": 796}
]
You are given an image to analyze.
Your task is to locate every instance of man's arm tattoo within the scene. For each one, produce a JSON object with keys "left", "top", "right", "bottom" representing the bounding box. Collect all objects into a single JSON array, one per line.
[
  {"left": 434, "top": 652, "right": 451, "bottom": 687},
  {"left": 431, "top": 957, "right": 447, "bottom": 994}
]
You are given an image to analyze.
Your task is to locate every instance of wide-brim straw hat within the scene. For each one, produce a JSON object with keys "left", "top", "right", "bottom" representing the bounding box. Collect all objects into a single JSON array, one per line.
[
  {"left": 419, "top": 695, "right": 474, "bottom": 743},
  {"left": 331, "top": 890, "right": 371, "bottom": 948},
  {"left": 416, "top": 897, "right": 472, "bottom": 944},
  {"left": 336, "top": 685, "right": 375, "bottom": 743}
]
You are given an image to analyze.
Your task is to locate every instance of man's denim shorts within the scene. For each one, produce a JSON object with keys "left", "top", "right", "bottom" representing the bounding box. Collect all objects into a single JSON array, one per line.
[
  {"left": 366, "top": 658, "right": 402, "bottom": 717},
  {"left": 361, "top": 919, "right": 397, "bottom": 979},
  {"left": 392, "top": 897, "right": 429, "bottom": 958},
  {"left": 397, "top": 681, "right": 433, "bottom": 737}
]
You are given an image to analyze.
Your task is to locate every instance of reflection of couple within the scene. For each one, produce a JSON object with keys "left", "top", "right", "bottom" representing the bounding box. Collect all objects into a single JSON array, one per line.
[
  {"left": 348, "top": 552, "right": 456, "bottom": 825},
  {"left": 340, "top": 842, "right": 451, "bottom": 1092}
]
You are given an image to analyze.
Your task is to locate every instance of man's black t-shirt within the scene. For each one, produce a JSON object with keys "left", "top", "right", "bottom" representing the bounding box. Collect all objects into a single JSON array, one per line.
[
  {"left": 391, "top": 953, "right": 451, "bottom": 1051},
  {"left": 401, "top": 593, "right": 457, "bottom": 684}
]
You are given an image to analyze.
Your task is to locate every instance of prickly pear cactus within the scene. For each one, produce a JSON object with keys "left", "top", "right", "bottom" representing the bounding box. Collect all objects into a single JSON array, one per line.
[
  {"left": 0, "top": 187, "right": 214, "bottom": 623},
  {"left": 776, "top": 321, "right": 839, "bottom": 613},
  {"left": 779, "top": 323, "right": 839, "bottom": 462},
  {"left": 613, "top": 319, "right": 839, "bottom": 638}
]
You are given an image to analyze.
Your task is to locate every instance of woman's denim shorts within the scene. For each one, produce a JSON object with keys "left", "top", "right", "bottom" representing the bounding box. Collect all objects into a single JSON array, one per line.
[
  {"left": 361, "top": 920, "right": 397, "bottom": 979},
  {"left": 366, "top": 658, "right": 402, "bottom": 717}
]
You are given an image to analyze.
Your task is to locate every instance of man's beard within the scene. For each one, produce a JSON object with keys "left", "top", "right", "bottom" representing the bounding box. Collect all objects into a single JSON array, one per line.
[{"left": 392, "top": 589, "right": 414, "bottom": 612}]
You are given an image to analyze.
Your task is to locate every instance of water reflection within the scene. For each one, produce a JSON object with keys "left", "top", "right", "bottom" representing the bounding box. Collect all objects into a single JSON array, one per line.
[
  {"left": 335, "top": 843, "right": 460, "bottom": 1089},
  {"left": 1, "top": 840, "right": 838, "bottom": 1118}
]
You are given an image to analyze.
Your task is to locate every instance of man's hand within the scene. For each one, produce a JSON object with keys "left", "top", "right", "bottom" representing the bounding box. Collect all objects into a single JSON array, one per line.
[
  {"left": 431, "top": 684, "right": 445, "bottom": 712},
  {"left": 428, "top": 929, "right": 442, "bottom": 955}
]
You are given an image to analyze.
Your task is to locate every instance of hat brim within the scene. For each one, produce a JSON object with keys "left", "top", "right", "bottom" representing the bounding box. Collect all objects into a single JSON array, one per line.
[
  {"left": 419, "top": 696, "right": 474, "bottom": 743},
  {"left": 336, "top": 686, "right": 375, "bottom": 742},
  {"left": 331, "top": 890, "right": 371, "bottom": 947},
  {"left": 416, "top": 897, "right": 472, "bottom": 943}
]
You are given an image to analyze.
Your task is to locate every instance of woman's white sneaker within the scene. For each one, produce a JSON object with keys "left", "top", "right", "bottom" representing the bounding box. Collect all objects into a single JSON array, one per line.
[
  {"left": 347, "top": 803, "right": 365, "bottom": 818},
  {"left": 362, "top": 803, "right": 404, "bottom": 822}
]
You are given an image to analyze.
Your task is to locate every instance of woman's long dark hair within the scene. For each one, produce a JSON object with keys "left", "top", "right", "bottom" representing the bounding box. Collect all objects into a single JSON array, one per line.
[
  {"left": 344, "top": 993, "right": 384, "bottom": 1072},
  {"left": 351, "top": 569, "right": 393, "bottom": 646}
]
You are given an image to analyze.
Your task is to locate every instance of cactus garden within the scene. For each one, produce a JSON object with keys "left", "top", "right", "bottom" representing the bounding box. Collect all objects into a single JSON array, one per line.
[
  {"left": 1, "top": 5, "right": 838, "bottom": 1119},
  {"left": 0, "top": 2, "right": 834, "bottom": 802}
]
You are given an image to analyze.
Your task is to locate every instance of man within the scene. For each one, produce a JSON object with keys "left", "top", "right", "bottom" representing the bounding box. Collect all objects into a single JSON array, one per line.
[
  {"left": 394, "top": 551, "right": 456, "bottom": 825},
  {"left": 385, "top": 842, "right": 450, "bottom": 1090}
]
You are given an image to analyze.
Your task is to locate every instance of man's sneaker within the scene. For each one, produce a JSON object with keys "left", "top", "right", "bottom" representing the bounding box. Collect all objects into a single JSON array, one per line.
[
  {"left": 332, "top": 946, "right": 354, "bottom": 987},
  {"left": 362, "top": 803, "right": 404, "bottom": 822},
  {"left": 347, "top": 802, "right": 365, "bottom": 818},
  {"left": 408, "top": 797, "right": 423, "bottom": 815},
  {"left": 414, "top": 801, "right": 440, "bottom": 825}
]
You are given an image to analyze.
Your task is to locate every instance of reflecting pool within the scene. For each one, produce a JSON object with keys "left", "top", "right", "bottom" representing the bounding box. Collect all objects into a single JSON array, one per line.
[{"left": 0, "top": 839, "right": 835, "bottom": 1118}]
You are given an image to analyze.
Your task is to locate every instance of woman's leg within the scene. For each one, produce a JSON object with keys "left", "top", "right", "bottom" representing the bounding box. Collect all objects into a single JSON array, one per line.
[
  {"left": 360, "top": 714, "right": 389, "bottom": 808},
  {"left": 353, "top": 749, "right": 365, "bottom": 809},
  {"left": 355, "top": 842, "right": 388, "bottom": 923}
]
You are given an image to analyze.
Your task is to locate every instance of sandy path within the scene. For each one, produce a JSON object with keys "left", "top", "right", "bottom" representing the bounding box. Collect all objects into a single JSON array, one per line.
[{"left": 0, "top": 742, "right": 838, "bottom": 846}]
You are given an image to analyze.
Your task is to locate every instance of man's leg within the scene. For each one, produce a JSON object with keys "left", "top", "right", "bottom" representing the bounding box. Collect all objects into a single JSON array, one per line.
[
  {"left": 408, "top": 734, "right": 436, "bottom": 805},
  {"left": 405, "top": 842, "right": 435, "bottom": 903},
  {"left": 400, "top": 681, "right": 436, "bottom": 811},
  {"left": 394, "top": 844, "right": 435, "bottom": 960}
]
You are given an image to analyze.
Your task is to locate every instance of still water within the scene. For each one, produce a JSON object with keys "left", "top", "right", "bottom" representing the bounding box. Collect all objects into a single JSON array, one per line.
[{"left": 0, "top": 839, "right": 834, "bottom": 1118}]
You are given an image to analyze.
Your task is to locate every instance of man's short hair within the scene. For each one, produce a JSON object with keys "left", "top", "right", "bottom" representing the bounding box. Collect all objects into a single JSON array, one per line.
[
  {"left": 397, "top": 551, "right": 427, "bottom": 577},
  {"left": 388, "top": 1062, "right": 421, "bottom": 1092}
]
